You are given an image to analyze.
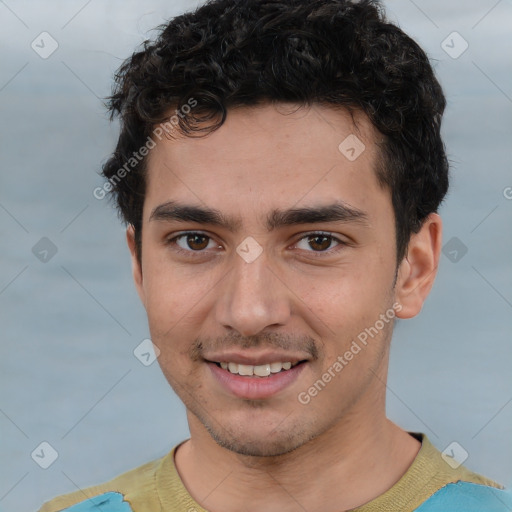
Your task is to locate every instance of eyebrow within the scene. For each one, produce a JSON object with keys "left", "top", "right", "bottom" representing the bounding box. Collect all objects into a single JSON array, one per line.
[{"left": 149, "top": 200, "right": 369, "bottom": 231}]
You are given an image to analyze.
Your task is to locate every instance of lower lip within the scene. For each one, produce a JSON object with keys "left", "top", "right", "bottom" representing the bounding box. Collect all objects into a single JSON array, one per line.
[{"left": 208, "top": 362, "right": 306, "bottom": 400}]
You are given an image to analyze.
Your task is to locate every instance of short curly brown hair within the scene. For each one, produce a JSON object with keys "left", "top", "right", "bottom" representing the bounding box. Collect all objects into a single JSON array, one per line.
[{"left": 102, "top": 0, "right": 449, "bottom": 262}]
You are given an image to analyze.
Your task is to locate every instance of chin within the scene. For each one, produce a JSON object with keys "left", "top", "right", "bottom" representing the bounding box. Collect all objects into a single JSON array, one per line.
[
  {"left": 210, "top": 431, "right": 306, "bottom": 457},
  {"left": 202, "top": 413, "right": 318, "bottom": 458}
]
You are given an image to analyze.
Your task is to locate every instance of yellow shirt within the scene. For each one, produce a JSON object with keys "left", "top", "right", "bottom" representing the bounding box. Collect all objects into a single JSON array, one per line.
[{"left": 39, "top": 433, "right": 502, "bottom": 512}]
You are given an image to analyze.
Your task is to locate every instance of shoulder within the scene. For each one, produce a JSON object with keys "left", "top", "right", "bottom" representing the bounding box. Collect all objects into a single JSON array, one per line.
[
  {"left": 408, "top": 433, "right": 509, "bottom": 511},
  {"left": 40, "top": 492, "right": 133, "bottom": 512},
  {"left": 38, "top": 455, "right": 166, "bottom": 512},
  {"left": 414, "top": 481, "right": 512, "bottom": 511},
  {"left": 365, "top": 433, "right": 508, "bottom": 512}
]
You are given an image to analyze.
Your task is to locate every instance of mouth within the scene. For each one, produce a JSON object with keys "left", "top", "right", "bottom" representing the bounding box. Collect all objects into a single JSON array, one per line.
[
  {"left": 206, "top": 358, "right": 309, "bottom": 400},
  {"left": 212, "top": 360, "right": 303, "bottom": 377}
]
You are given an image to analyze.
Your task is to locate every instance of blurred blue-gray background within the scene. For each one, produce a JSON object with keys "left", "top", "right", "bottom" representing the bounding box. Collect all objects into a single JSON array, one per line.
[{"left": 0, "top": 1, "right": 511, "bottom": 510}]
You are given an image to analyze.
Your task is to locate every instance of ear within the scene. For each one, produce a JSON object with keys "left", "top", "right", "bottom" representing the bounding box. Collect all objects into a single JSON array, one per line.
[
  {"left": 126, "top": 225, "right": 146, "bottom": 307},
  {"left": 395, "top": 213, "right": 442, "bottom": 319}
]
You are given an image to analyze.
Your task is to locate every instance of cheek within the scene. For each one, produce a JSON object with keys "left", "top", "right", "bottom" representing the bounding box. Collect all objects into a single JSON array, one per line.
[
  {"left": 141, "top": 256, "right": 193, "bottom": 340},
  {"left": 141, "top": 253, "right": 223, "bottom": 355},
  {"left": 301, "top": 264, "right": 389, "bottom": 323},
  {"left": 142, "top": 249, "right": 196, "bottom": 310},
  {"left": 294, "top": 261, "right": 396, "bottom": 368}
]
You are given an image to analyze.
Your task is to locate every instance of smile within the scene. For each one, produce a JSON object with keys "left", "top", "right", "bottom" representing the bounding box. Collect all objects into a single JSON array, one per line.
[
  {"left": 215, "top": 361, "right": 300, "bottom": 377},
  {"left": 207, "top": 360, "right": 308, "bottom": 400}
]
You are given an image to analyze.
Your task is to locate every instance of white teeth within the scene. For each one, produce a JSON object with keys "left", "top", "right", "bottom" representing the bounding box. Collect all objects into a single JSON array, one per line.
[
  {"left": 238, "top": 364, "right": 254, "bottom": 376},
  {"left": 218, "top": 361, "right": 296, "bottom": 376},
  {"left": 253, "top": 364, "right": 271, "bottom": 377},
  {"left": 270, "top": 362, "right": 283, "bottom": 373}
]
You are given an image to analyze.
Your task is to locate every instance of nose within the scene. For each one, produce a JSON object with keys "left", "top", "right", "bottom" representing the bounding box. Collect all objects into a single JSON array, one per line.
[{"left": 214, "top": 249, "right": 291, "bottom": 337}]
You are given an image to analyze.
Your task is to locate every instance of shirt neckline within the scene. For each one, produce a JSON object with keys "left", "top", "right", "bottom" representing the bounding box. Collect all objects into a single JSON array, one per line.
[{"left": 155, "top": 433, "right": 452, "bottom": 512}]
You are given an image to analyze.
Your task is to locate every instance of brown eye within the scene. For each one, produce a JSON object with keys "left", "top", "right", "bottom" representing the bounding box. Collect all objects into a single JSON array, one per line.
[
  {"left": 170, "top": 232, "right": 216, "bottom": 252},
  {"left": 307, "top": 234, "right": 335, "bottom": 251},
  {"left": 185, "top": 233, "right": 210, "bottom": 250},
  {"left": 294, "top": 232, "right": 344, "bottom": 255}
]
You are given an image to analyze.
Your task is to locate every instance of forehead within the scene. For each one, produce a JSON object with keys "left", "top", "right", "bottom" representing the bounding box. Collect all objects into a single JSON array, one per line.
[{"left": 143, "top": 103, "right": 387, "bottom": 224}]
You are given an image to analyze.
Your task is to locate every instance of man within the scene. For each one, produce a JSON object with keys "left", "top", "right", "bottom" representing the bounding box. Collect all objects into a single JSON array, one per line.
[{"left": 40, "top": 0, "right": 511, "bottom": 511}]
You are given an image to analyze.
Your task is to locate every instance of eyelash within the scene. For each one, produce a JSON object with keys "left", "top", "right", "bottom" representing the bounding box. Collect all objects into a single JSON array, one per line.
[{"left": 165, "top": 231, "right": 347, "bottom": 258}]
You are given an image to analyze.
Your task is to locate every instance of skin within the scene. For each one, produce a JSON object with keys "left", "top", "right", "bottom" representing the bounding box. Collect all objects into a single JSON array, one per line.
[{"left": 126, "top": 103, "right": 442, "bottom": 512}]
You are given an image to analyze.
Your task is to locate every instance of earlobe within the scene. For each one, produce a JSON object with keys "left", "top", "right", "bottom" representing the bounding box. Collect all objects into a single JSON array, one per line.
[
  {"left": 126, "top": 225, "right": 146, "bottom": 306},
  {"left": 395, "top": 213, "right": 442, "bottom": 319}
]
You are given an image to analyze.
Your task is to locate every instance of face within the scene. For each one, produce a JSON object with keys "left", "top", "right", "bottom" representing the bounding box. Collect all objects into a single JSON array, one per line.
[{"left": 128, "top": 104, "right": 424, "bottom": 457}]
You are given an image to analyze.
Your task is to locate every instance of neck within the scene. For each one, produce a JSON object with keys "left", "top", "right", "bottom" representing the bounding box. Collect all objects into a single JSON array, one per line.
[{"left": 175, "top": 410, "right": 420, "bottom": 512}]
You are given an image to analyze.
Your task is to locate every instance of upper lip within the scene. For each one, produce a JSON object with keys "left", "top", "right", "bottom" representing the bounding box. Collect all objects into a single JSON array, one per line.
[{"left": 204, "top": 350, "right": 309, "bottom": 366}]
